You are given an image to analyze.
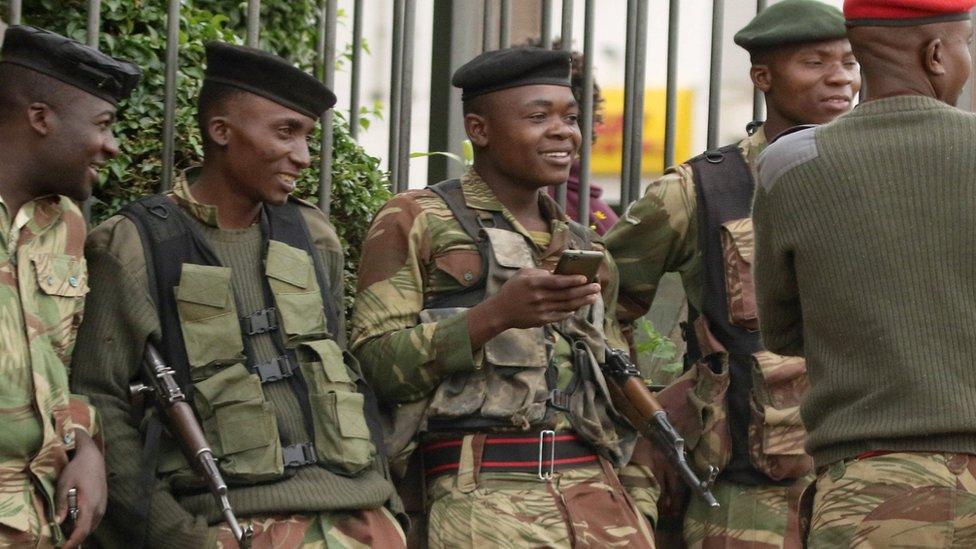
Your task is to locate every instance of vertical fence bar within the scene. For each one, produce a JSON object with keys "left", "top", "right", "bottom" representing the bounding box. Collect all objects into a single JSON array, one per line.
[
  {"left": 556, "top": 0, "right": 574, "bottom": 210},
  {"left": 483, "top": 0, "right": 495, "bottom": 51},
  {"left": 627, "top": 0, "right": 649, "bottom": 204},
  {"left": 349, "top": 0, "right": 364, "bottom": 140},
  {"left": 8, "top": 0, "right": 20, "bottom": 25},
  {"left": 752, "top": 0, "right": 766, "bottom": 122},
  {"left": 246, "top": 0, "right": 261, "bottom": 47},
  {"left": 160, "top": 0, "right": 180, "bottom": 191},
  {"left": 620, "top": 0, "right": 638, "bottom": 208},
  {"left": 86, "top": 0, "right": 101, "bottom": 48},
  {"left": 317, "top": 0, "right": 337, "bottom": 216},
  {"left": 396, "top": 0, "right": 416, "bottom": 192},
  {"left": 388, "top": 0, "right": 405, "bottom": 190},
  {"left": 577, "top": 0, "right": 595, "bottom": 225},
  {"left": 663, "top": 0, "right": 679, "bottom": 169},
  {"left": 540, "top": 0, "right": 553, "bottom": 48},
  {"left": 707, "top": 0, "right": 724, "bottom": 150},
  {"left": 499, "top": 0, "right": 511, "bottom": 48}
]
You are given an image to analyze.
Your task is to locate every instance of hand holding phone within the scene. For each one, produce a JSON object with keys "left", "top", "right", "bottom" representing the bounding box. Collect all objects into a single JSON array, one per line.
[{"left": 554, "top": 250, "right": 604, "bottom": 283}]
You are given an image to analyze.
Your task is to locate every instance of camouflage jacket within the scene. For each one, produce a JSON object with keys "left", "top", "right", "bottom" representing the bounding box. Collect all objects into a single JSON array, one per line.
[
  {"left": 350, "top": 168, "right": 627, "bottom": 408},
  {"left": 0, "top": 193, "right": 99, "bottom": 537},
  {"left": 605, "top": 128, "right": 767, "bottom": 329}
]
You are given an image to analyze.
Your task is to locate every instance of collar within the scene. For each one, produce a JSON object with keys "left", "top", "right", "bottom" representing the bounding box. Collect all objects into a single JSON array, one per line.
[
  {"left": 170, "top": 169, "right": 222, "bottom": 228},
  {"left": 460, "top": 168, "right": 574, "bottom": 256},
  {"left": 741, "top": 124, "right": 768, "bottom": 164},
  {"left": 1, "top": 193, "right": 67, "bottom": 254}
]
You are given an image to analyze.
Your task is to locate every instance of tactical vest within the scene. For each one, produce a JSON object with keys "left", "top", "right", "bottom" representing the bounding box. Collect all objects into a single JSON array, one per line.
[
  {"left": 413, "top": 180, "right": 635, "bottom": 465},
  {"left": 121, "top": 195, "right": 384, "bottom": 489},
  {"left": 685, "top": 138, "right": 812, "bottom": 485}
]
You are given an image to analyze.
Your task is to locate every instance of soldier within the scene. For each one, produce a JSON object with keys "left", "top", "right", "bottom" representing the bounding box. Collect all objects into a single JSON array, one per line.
[
  {"left": 0, "top": 26, "right": 139, "bottom": 548},
  {"left": 753, "top": 0, "right": 976, "bottom": 546},
  {"left": 604, "top": 1, "right": 859, "bottom": 546},
  {"left": 70, "top": 43, "right": 406, "bottom": 547},
  {"left": 351, "top": 47, "right": 656, "bottom": 548}
]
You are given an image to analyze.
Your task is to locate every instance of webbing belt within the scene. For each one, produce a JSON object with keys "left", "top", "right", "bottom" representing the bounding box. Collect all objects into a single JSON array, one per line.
[{"left": 421, "top": 431, "right": 599, "bottom": 480}]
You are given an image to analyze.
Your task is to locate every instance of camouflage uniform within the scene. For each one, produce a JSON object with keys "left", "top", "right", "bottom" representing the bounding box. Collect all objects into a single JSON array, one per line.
[
  {"left": 214, "top": 508, "right": 405, "bottom": 548},
  {"left": 351, "top": 169, "right": 658, "bottom": 548},
  {"left": 0, "top": 194, "right": 100, "bottom": 547},
  {"left": 605, "top": 128, "right": 811, "bottom": 548},
  {"left": 805, "top": 452, "right": 976, "bottom": 548}
]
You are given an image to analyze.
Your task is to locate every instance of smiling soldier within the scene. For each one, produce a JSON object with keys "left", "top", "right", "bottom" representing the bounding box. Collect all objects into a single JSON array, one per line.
[
  {"left": 351, "top": 47, "right": 656, "bottom": 548},
  {"left": 604, "top": 1, "right": 859, "bottom": 546},
  {"left": 0, "top": 25, "right": 139, "bottom": 549},
  {"left": 69, "top": 43, "right": 405, "bottom": 548}
]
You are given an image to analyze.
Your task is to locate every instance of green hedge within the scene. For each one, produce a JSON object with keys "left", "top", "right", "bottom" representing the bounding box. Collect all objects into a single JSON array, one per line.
[{"left": 12, "top": 0, "right": 391, "bottom": 315}]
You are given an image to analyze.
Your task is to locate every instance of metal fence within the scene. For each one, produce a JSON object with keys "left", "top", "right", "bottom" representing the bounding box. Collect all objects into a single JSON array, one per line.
[{"left": 6, "top": 0, "right": 927, "bottom": 223}]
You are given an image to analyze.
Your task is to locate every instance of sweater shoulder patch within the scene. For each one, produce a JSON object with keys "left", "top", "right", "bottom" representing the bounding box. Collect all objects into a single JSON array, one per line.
[{"left": 757, "top": 126, "right": 819, "bottom": 192}]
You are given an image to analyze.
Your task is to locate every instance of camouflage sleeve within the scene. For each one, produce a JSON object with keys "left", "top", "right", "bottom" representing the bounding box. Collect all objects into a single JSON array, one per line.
[
  {"left": 298, "top": 205, "right": 347, "bottom": 348},
  {"left": 67, "top": 394, "right": 101, "bottom": 443},
  {"left": 752, "top": 185, "right": 803, "bottom": 356},
  {"left": 604, "top": 166, "right": 700, "bottom": 331},
  {"left": 350, "top": 194, "right": 476, "bottom": 405},
  {"left": 70, "top": 215, "right": 216, "bottom": 547}
]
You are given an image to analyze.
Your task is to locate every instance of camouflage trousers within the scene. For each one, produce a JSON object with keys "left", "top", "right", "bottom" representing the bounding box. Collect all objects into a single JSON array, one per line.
[
  {"left": 214, "top": 507, "right": 406, "bottom": 549},
  {"left": 0, "top": 486, "right": 56, "bottom": 549},
  {"left": 684, "top": 477, "right": 808, "bottom": 549},
  {"left": 806, "top": 452, "right": 976, "bottom": 548},
  {"left": 425, "top": 438, "right": 655, "bottom": 548}
]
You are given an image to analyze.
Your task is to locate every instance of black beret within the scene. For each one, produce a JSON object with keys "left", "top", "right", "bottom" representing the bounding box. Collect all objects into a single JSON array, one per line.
[
  {"left": 204, "top": 42, "right": 336, "bottom": 119},
  {"left": 734, "top": 0, "right": 847, "bottom": 52},
  {"left": 0, "top": 25, "right": 140, "bottom": 105},
  {"left": 452, "top": 47, "right": 572, "bottom": 101}
]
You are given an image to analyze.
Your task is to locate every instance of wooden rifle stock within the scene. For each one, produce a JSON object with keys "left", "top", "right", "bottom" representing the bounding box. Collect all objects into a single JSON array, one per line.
[
  {"left": 603, "top": 348, "right": 720, "bottom": 508},
  {"left": 132, "top": 343, "right": 253, "bottom": 548}
]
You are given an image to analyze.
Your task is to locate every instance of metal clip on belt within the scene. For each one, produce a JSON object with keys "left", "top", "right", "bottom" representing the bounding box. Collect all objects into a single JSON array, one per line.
[
  {"left": 242, "top": 307, "right": 278, "bottom": 335},
  {"left": 538, "top": 430, "right": 557, "bottom": 480},
  {"left": 282, "top": 442, "right": 317, "bottom": 468},
  {"left": 254, "top": 355, "right": 295, "bottom": 383}
]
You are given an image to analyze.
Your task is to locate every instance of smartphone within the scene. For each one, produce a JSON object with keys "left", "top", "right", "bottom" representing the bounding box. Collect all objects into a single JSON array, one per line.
[{"left": 554, "top": 250, "right": 604, "bottom": 283}]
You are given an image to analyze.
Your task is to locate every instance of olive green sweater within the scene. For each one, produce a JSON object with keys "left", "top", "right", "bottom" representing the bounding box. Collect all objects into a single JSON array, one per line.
[
  {"left": 71, "top": 191, "right": 396, "bottom": 548},
  {"left": 753, "top": 95, "right": 976, "bottom": 467}
]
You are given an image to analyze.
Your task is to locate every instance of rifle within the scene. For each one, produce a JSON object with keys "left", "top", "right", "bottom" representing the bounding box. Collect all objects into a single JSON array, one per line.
[
  {"left": 131, "top": 343, "right": 254, "bottom": 548},
  {"left": 603, "top": 348, "right": 720, "bottom": 508}
]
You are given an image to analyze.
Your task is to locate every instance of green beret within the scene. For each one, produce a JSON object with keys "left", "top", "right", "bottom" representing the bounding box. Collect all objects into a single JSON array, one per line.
[
  {"left": 205, "top": 42, "right": 336, "bottom": 119},
  {"left": 1, "top": 25, "right": 140, "bottom": 105},
  {"left": 734, "top": 0, "right": 847, "bottom": 52},
  {"left": 453, "top": 47, "right": 571, "bottom": 102}
]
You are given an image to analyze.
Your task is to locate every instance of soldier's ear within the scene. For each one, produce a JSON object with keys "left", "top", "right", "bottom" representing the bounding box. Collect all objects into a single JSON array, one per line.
[
  {"left": 26, "top": 102, "right": 55, "bottom": 136},
  {"left": 464, "top": 113, "right": 489, "bottom": 148},
  {"left": 923, "top": 38, "right": 947, "bottom": 76},
  {"left": 208, "top": 115, "right": 231, "bottom": 147},
  {"left": 751, "top": 64, "right": 773, "bottom": 93}
]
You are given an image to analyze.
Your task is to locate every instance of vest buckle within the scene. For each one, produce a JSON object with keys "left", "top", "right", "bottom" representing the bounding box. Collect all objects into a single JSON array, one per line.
[
  {"left": 254, "top": 355, "right": 295, "bottom": 383},
  {"left": 547, "top": 389, "right": 572, "bottom": 412},
  {"left": 242, "top": 307, "right": 278, "bottom": 335},
  {"left": 282, "top": 442, "right": 317, "bottom": 468}
]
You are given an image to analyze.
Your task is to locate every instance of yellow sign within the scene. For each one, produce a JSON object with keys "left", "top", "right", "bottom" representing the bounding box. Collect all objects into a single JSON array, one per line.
[{"left": 591, "top": 88, "right": 694, "bottom": 175}]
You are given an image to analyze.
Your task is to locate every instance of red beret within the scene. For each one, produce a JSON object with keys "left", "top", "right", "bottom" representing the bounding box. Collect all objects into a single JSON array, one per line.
[{"left": 845, "top": 0, "right": 975, "bottom": 26}]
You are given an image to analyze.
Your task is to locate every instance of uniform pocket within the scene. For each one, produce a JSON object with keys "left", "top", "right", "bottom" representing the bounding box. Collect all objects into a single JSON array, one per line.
[
  {"left": 174, "top": 264, "right": 245, "bottom": 370},
  {"left": 748, "top": 351, "right": 813, "bottom": 481},
  {"left": 193, "top": 364, "right": 283, "bottom": 482},
  {"left": 719, "top": 218, "right": 758, "bottom": 331},
  {"left": 685, "top": 354, "right": 732, "bottom": 475},
  {"left": 481, "top": 228, "right": 547, "bottom": 368},
  {"left": 266, "top": 240, "right": 327, "bottom": 344},
  {"left": 31, "top": 253, "right": 88, "bottom": 362},
  {"left": 298, "top": 340, "right": 376, "bottom": 474}
]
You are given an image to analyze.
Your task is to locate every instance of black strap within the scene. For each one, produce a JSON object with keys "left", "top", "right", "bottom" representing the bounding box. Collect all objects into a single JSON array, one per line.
[{"left": 426, "top": 179, "right": 494, "bottom": 308}]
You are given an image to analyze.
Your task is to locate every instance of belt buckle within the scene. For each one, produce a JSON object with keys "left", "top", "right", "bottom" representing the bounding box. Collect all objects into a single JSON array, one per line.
[{"left": 538, "top": 430, "right": 556, "bottom": 480}]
